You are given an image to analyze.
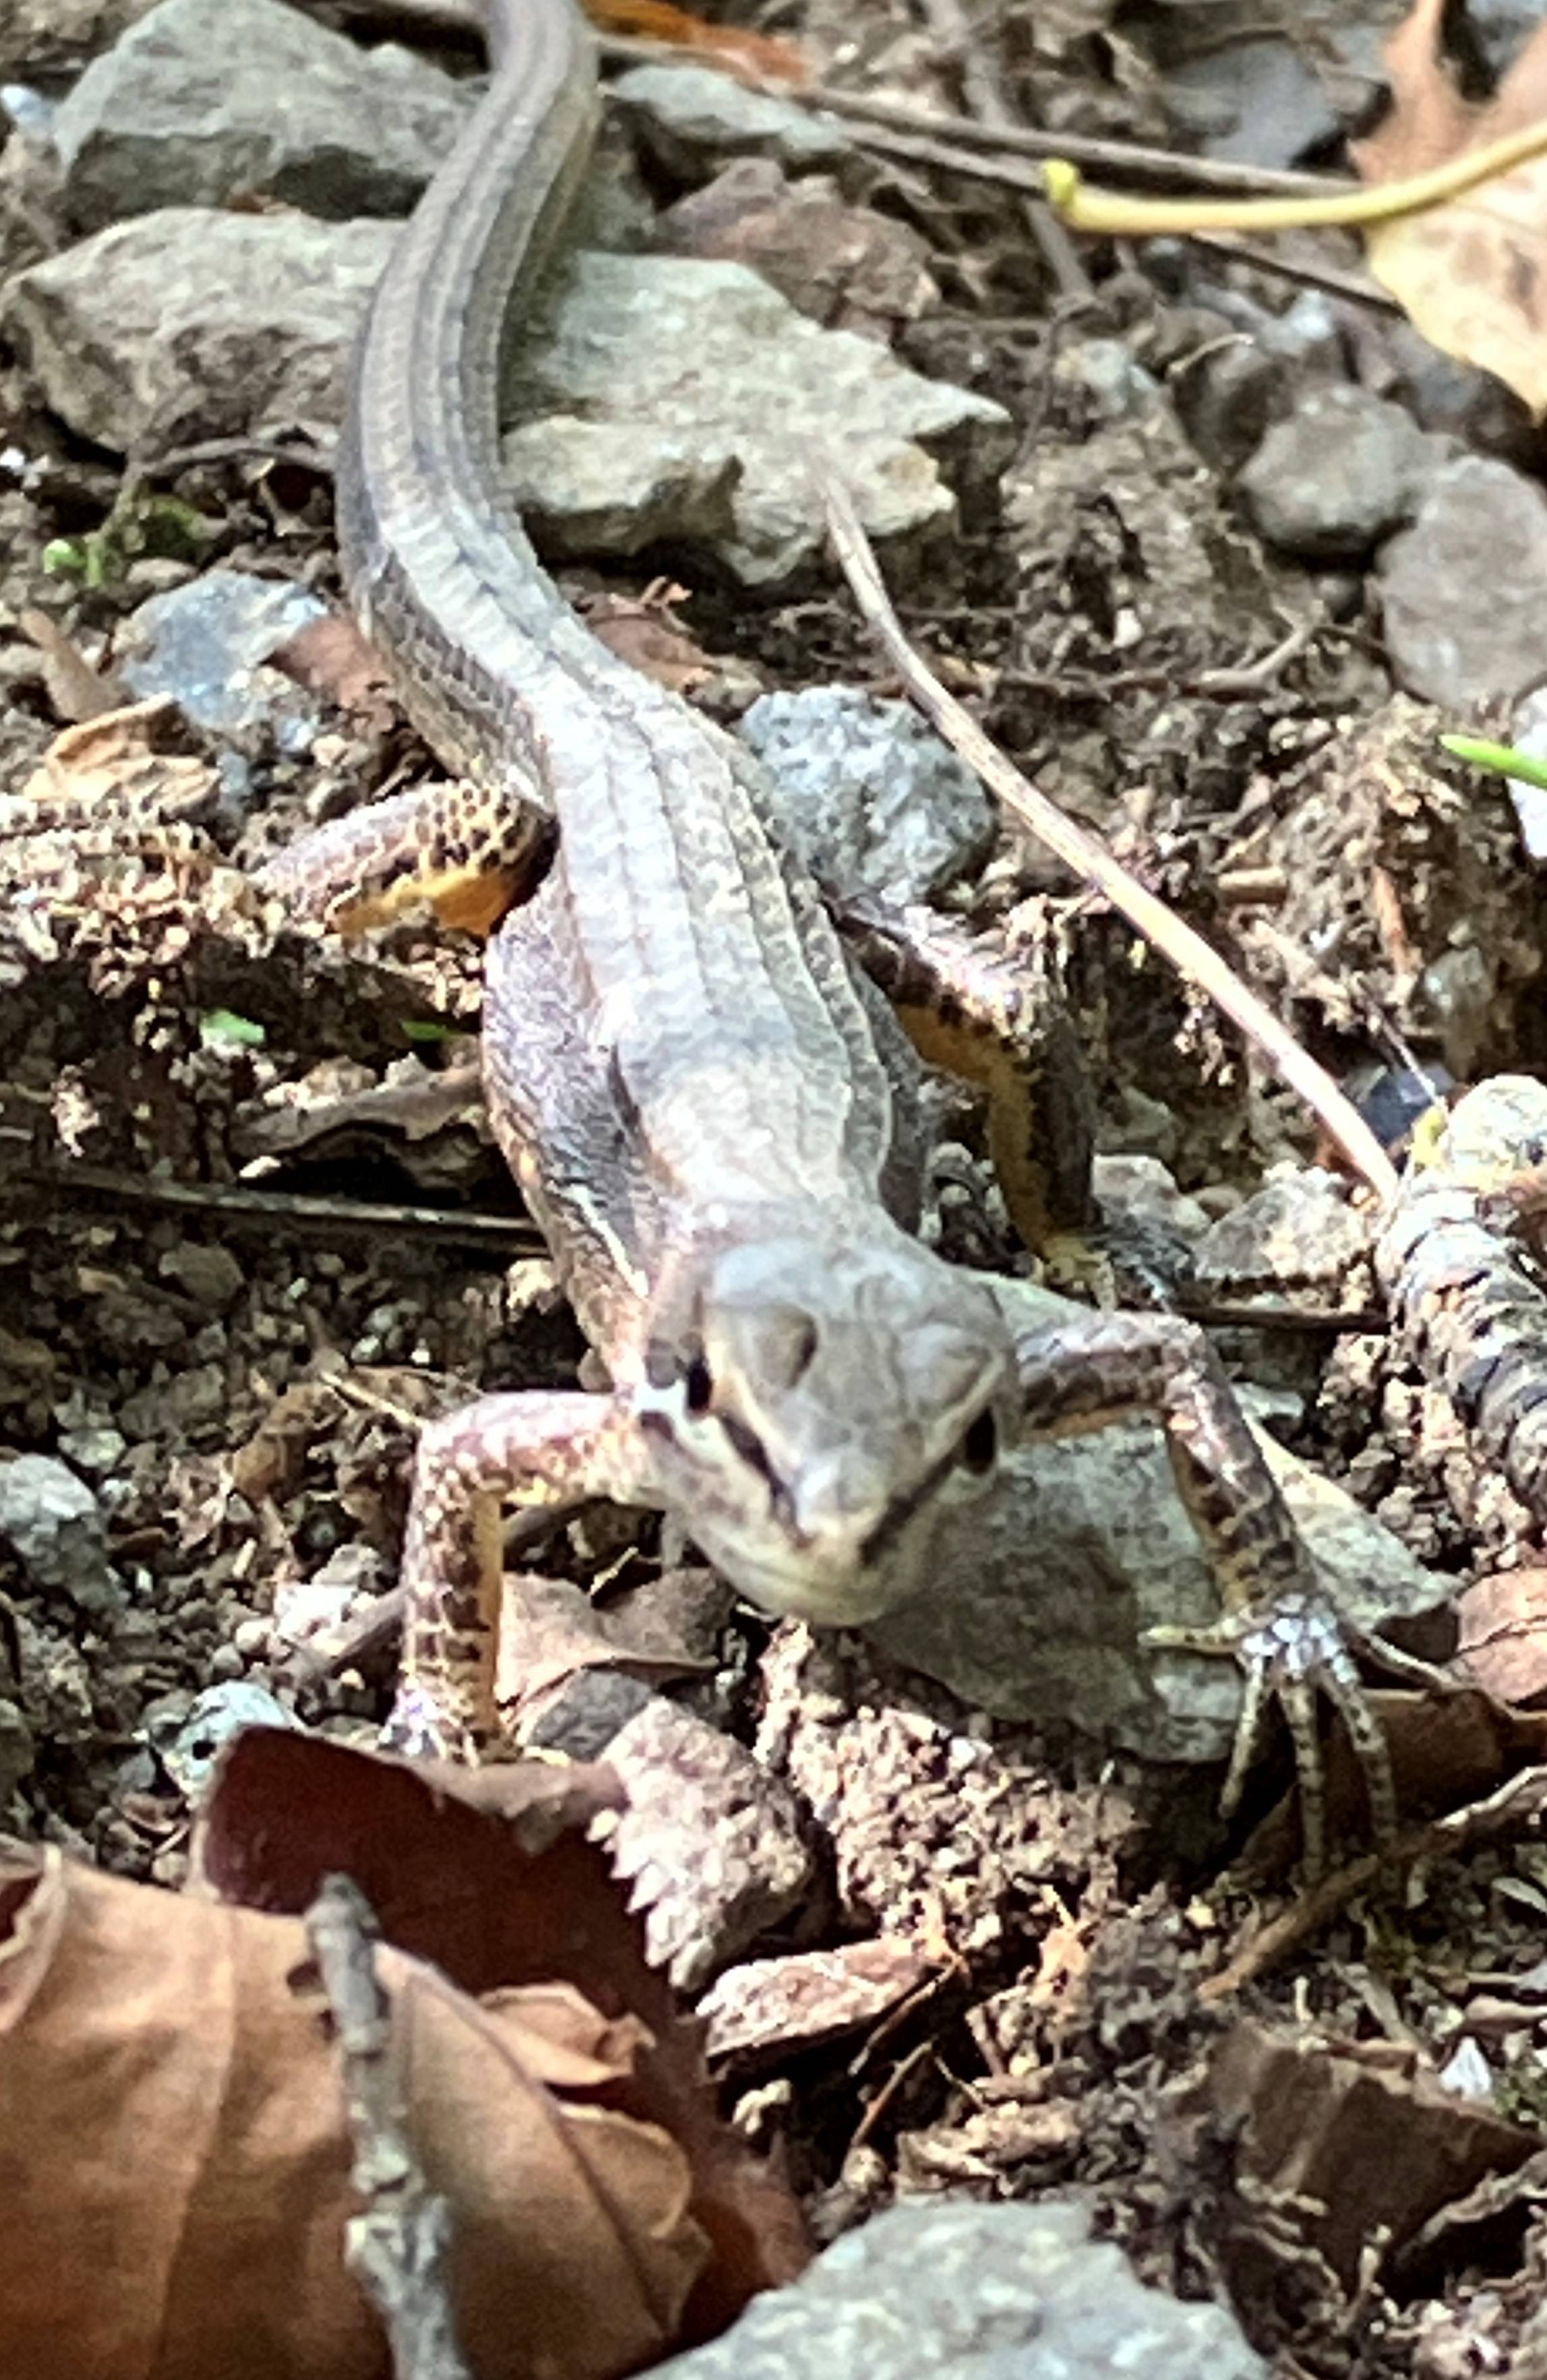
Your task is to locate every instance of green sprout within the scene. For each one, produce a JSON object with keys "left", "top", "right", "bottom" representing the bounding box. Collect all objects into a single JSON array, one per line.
[{"left": 1440, "top": 734, "right": 1547, "bottom": 795}]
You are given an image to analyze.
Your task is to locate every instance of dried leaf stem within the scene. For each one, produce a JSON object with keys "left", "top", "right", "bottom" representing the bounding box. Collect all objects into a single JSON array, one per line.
[
  {"left": 822, "top": 473, "right": 1400, "bottom": 1205},
  {"left": 1044, "top": 116, "right": 1547, "bottom": 237},
  {"left": 308, "top": 1874, "right": 473, "bottom": 2380}
]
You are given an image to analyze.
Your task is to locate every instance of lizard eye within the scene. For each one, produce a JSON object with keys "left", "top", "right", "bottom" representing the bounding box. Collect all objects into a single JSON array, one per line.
[
  {"left": 959, "top": 1409, "right": 998, "bottom": 1476},
  {"left": 684, "top": 1352, "right": 715, "bottom": 1415}
]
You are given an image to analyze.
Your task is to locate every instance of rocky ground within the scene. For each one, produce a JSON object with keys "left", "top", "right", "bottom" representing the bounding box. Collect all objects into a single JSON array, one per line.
[{"left": 8, "top": 0, "right": 1547, "bottom": 2372}]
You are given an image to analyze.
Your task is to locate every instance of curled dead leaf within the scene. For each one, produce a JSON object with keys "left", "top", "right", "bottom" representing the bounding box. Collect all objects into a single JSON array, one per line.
[
  {"left": 1354, "top": 0, "right": 1547, "bottom": 415},
  {"left": 0, "top": 1728, "right": 808, "bottom": 2380}
]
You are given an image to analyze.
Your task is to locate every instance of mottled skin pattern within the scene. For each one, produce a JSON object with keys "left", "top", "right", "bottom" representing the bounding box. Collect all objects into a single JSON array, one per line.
[
  {"left": 1380, "top": 1076, "right": 1547, "bottom": 1527},
  {"left": 253, "top": 0, "right": 1404, "bottom": 1874}
]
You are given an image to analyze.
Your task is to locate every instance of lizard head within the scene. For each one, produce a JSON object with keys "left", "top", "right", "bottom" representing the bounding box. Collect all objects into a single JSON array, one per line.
[{"left": 632, "top": 1221, "right": 1017, "bottom": 1625}]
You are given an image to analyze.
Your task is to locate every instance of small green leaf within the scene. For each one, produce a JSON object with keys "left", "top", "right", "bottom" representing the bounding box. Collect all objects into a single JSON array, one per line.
[
  {"left": 400, "top": 1017, "right": 457, "bottom": 1045},
  {"left": 1440, "top": 733, "right": 1547, "bottom": 795},
  {"left": 199, "top": 1008, "right": 266, "bottom": 1049}
]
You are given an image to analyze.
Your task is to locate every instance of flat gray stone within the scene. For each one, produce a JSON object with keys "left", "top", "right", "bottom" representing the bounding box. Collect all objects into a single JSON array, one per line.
[
  {"left": 1190, "top": 1169, "right": 1371, "bottom": 1295},
  {"left": 648, "top": 2201, "right": 1265, "bottom": 2380},
  {"left": 1165, "top": 34, "right": 1337, "bottom": 170},
  {"left": 741, "top": 686, "right": 994, "bottom": 903},
  {"left": 1238, "top": 385, "right": 1451, "bottom": 559},
  {"left": 2, "top": 207, "right": 394, "bottom": 450},
  {"left": 1378, "top": 456, "right": 1547, "bottom": 708},
  {"left": 504, "top": 251, "right": 1012, "bottom": 587},
  {"left": 0, "top": 1453, "right": 119, "bottom": 1616},
  {"left": 51, "top": 0, "right": 471, "bottom": 231},
  {"left": 870, "top": 1277, "right": 1451, "bottom": 1765},
  {"left": 611, "top": 63, "right": 855, "bottom": 185},
  {"left": 119, "top": 567, "right": 327, "bottom": 749},
  {"left": 146, "top": 1681, "right": 299, "bottom": 1799}
]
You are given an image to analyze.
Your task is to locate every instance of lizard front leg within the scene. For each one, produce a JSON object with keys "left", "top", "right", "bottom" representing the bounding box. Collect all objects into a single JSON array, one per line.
[
  {"left": 388, "top": 1389, "right": 662, "bottom": 1761},
  {"left": 1014, "top": 1310, "right": 1398, "bottom": 1879}
]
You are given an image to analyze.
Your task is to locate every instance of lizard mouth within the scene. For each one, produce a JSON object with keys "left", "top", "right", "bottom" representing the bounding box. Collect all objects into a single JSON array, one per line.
[{"left": 686, "top": 1502, "right": 934, "bottom": 1629}]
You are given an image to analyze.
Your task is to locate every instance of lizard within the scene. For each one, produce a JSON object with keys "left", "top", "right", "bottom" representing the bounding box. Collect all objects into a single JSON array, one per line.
[
  {"left": 1379, "top": 1074, "right": 1547, "bottom": 1530},
  {"left": 253, "top": 0, "right": 1399, "bottom": 1876}
]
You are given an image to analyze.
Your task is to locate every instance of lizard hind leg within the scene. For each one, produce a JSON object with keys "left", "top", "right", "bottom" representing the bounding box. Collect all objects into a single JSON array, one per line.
[
  {"left": 836, "top": 895, "right": 1097, "bottom": 1256},
  {"left": 254, "top": 774, "right": 552, "bottom": 938}
]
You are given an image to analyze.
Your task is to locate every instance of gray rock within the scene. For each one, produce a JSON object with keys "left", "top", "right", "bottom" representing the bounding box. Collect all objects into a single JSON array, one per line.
[
  {"left": 3, "top": 83, "right": 55, "bottom": 140},
  {"left": 520, "top": 1668, "right": 657, "bottom": 1761},
  {"left": 1238, "top": 386, "right": 1451, "bottom": 559},
  {"left": 1164, "top": 35, "right": 1338, "bottom": 171},
  {"left": 611, "top": 63, "right": 854, "bottom": 186},
  {"left": 119, "top": 568, "right": 327, "bottom": 750},
  {"left": 147, "top": 1680, "right": 299, "bottom": 1798},
  {"left": 1190, "top": 1169, "right": 1370, "bottom": 1296},
  {"left": 497, "top": 417, "right": 743, "bottom": 559},
  {"left": 51, "top": 0, "right": 471, "bottom": 232},
  {"left": 2, "top": 207, "right": 394, "bottom": 451},
  {"left": 1090, "top": 1154, "right": 1212, "bottom": 1246},
  {"left": 1172, "top": 334, "right": 1280, "bottom": 474},
  {"left": 1468, "top": 0, "right": 1546, "bottom": 81},
  {"left": 0, "top": 1699, "right": 35, "bottom": 1803},
  {"left": 54, "top": 1425, "right": 127, "bottom": 1476},
  {"left": 158, "top": 1238, "right": 247, "bottom": 1312},
  {"left": 741, "top": 686, "right": 994, "bottom": 903},
  {"left": 1380, "top": 320, "right": 1537, "bottom": 467},
  {"left": 1378, "top": 456, "right": 1547, "bottom": 709},
  {"left": 647, "top": 2200, "right": 1265, "bottom": 2380},
  {"left": 1167, "top": 290, "right": 1345, "bottom": 465},
  {"left": 504, "top": 251, "right": 1012, "bottom": 587},
  {"left": 1050, "top": 335, "right": 1160, "bottom": 423},
  {"left": 1255, "top": 289, "right": 1347, "bottom": 377},
  {"left": 870, "top": 1277, "right": 1451, "bottom": 1765},
  {"left": 0, "top": 1454, "right": 121, "bottom": 1615},
  {"left": 597, "top": 1697, "right": 815, "bottom": 1989},
  {"left": 661, "top": 159, "right": 938, "bottom": 336}
]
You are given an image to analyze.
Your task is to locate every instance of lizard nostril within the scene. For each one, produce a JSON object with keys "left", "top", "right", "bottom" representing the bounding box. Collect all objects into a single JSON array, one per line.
[
  {"left": 959, "top": 1409, "right": 998, "bottom": 1475},
  {"left": 787, "top": 1316, "right": 818, "bottom": 1384}
]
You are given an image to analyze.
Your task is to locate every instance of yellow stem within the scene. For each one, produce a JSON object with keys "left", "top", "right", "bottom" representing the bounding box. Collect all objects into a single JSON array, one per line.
[{"left": 1043, "top": 117, "right": 1547, "bottom": 237}]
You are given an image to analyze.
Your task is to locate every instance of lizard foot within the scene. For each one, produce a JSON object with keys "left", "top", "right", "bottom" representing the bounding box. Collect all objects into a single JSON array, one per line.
[
  {"left": 380, "top": 1679, "right": 491, "bottom": 1767},
  {"left": 1147, "top": 1591, "right": 1414, "bottom": 1883}
]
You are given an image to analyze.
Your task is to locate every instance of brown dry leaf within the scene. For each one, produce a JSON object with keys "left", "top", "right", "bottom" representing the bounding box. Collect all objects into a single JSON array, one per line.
[
  {"left": 272, "top": 611, "right": 397, "bottom": 736},
  {"left": 1353, "top": 0, "right": 1547, "bottom": 414},
  {"left": 583, "top": 587, "right": 718, "bottom": 696},
  {"left": 1208, "top": 2017, "right": 1540, "bottom": 2295},
  {"left": 1456, "top": 1567, "right": 1547, "bottom": 1704},
  {"left": 0, "top": 1837, "right": 701, "bottom": 2380},
  {"left": 17, "top": 605, "right": 125, "bottom": 723},
  {"left": 495, "top": 1569, "right": 712, "bottom": 1728},
  {"left": 195, "top": 1728, "right": 810, "bottom": 2331},
  {"left": 15, "top": 696, "right": 213, "bottom": 822},
  {"left": 0, "top": 1730, "right": 807, "bottom": 2380},
  {"left": 579, "top": 0, "right": 807, "bottom": 82},
  {"left": 699, "top": 1939, "right": 940, "bottom": 2069}
]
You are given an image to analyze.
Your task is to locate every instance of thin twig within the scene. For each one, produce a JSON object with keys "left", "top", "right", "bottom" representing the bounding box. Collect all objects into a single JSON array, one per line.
[
  {"left": 1201, "top": 1765, "right": 1547, "bottom": 2000},
  {"left": 1184, "top": 231, "right": 1399, "bottom": 313},
  {"left": 9, "top": 1164, "right": 545, "bottom": 1254},
  {"left": 799, "top": 86, "right": 1348, "bottom": 198},
  {"left": 308, "top": 1874, "right": 474, "bottom": 2380},
  {"left": 821, "top": 475, "right": 1400, "bottom": 1206},
  {"left": 793, "top": 117, "right": 1395, "bottom": 311}
]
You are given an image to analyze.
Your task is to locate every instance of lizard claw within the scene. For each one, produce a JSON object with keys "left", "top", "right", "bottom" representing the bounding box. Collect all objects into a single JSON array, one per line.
[{"left": 1147, "top": 1590, "right": 1400, "bottom": 1883}]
